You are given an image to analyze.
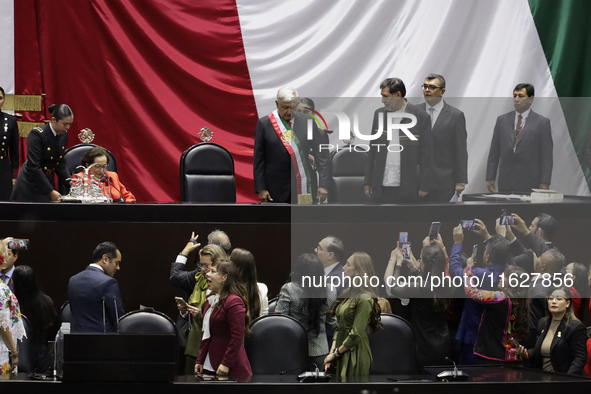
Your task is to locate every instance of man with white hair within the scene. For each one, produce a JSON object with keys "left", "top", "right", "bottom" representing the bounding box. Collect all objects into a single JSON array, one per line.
[{"left": 253, "top": 86, "right": 330, "bottom": 204}]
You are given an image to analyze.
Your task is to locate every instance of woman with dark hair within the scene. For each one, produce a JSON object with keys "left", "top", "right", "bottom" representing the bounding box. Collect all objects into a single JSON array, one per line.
[
  {"left": 195, "top": 260, "right": 252, "bottom": 376},
  {"left": 12, "top": 265, "right": 57, "bottom": 373},
  {"left": 0, "top": 241, "right": 25, "bottom": 376},
  {"left": 0, "top": 87, "right": 19, "bottom": 201},
  {"left": 71, "top": 146, "right": 136, "bottom": 203},
  {"left": 276, "top": 253, "right": 337, "bottom": 368},
  {"left": 465, "top": 264, "right": 530, "bottom": 363},
  {"left": 324, "top": 252, "right": 382, "bottom": 376},
  {"left": 11, "top": 103, "right": 73, "bottom": 202},
  {"left": 517, "top": 286, "right": 587, "bottom": 375},
  {"left": 384, "top": 242, "right": 451, "bottom": 367},
  {"left": 229, "top": 248, "right": 268, "bottom": 319}
]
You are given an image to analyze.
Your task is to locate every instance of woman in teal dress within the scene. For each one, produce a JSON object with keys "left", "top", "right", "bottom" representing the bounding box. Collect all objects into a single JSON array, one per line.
[{"left": 324, "top": 252, "right": 382, "bottom": 376}]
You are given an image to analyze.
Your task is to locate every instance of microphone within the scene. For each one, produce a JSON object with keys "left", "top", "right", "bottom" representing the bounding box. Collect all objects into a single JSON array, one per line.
[
  {"left": 297, "top": 364, "right": 332, "bottom": 383},
  {"left": 113, "top": 295, "right": 120, "bottom": 333},
  {"left": 447, "top": 357, "right": 458, "bottom": 376},
  {"left": 279, "top": 363, "right": 315, "bottom": 375},
  {"left": 436, "top": 357, "right": 469, "bottom": 382},
  {"left": 105, "top": 175, "right": 125, "bottom": 203},
  {"left": 102, "top": 296, "right": 106, "bottom": 334}
]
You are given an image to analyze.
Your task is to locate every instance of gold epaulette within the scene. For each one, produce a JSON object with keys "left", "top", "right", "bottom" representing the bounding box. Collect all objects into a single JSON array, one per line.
[{"left": 17, "top": 122, "right": 45, "bottom": 138}]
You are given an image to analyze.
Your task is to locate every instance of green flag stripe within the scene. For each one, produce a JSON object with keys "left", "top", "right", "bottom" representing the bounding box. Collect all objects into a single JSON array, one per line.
[{"left": 529, "top": 0, "right": 591, "bottom": 183}]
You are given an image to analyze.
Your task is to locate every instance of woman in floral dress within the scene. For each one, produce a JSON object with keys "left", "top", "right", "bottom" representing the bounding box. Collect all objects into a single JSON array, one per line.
[{"left": 0, "top": 241, "right": 26, "bottom": 376}]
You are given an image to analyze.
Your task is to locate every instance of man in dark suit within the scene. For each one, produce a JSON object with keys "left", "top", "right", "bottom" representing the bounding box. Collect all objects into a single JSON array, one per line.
[
  {"left": 364, "top": 78, "right": 433, "bottom": 203},
  {"left": 417, "top": 74, "right": 468, "bottom": 202},
  {"left": 253, "top": 86, "right": 330, "bottom": 204},
  {"left": 510, "top": 212, "right": 558, "bottom": 257},
  {"left": 68, "top": 242, "right": 124, "bottom": 333},
  {"left": 315, "top": 236, "right": 345, "bottom": 294},
  {"left": 486, "top": 83, "right": 553, "bottom": 193},
  {"left": 0, "top": 238, "right": 18, "bottom": 293},
  {"left": 315, "top": 235, "right": 344, "bottom": 346}
]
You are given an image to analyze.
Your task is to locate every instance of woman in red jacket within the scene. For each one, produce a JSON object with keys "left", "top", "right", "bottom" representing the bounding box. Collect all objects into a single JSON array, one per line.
[
  {"left": 195, "top": 260, "right": 252, "bottom": 376},
  {"left": 72, "top": 146, "right": 136, "bottom": 203}
]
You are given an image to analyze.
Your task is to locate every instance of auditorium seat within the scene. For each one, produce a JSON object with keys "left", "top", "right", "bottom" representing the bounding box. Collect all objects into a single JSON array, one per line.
[
  {"left": 180, "top": 142, "right": 236, "bottom": 203},
  {"left": 267, "top": 297, "right": 278, "bottom": 313},
  {"left": 18, "top": 315, "right": 33, "bottom": 373},
  {"left": 118, "top": 310, "right": 177, "bottom": 335},
  {"left": 329, "top": 145, "right": 371, "bottom": 204},
  {"left": 245, "top": 314, "right": 308, "bottom": 374},
  {"left": 60, "top": 300, "right": 73, "bottom": 325},
  {"left": 60, "top": 144, "right": 118, "bottom": 194},
  {"left": 369, "top": 313, "right": 419, "bottom": 374}
]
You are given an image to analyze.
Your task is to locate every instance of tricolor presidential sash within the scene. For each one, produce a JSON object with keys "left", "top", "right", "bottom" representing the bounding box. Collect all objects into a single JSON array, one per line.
[{"left": 269, "top": 110, "right": 312, "bottom": 204}]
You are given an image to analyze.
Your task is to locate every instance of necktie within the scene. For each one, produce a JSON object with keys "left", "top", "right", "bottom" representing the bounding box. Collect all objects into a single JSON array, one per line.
[
  {"left": 428, "top": 107, "right": 435, "bottom": 128},
  {"left": 515, "top": 114, "right": 524, "bottom": 146},
  {"left": 0, "top": 274, "right": 7, "bottom": 284}
]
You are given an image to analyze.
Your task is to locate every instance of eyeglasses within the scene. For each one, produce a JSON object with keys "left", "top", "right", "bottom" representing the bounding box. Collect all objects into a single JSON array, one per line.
[
  {"left": 199, "top": 263, "right": 211, "bottom": 269},
  {"left": 422, "top": 84, "right": 442, "bottom": 91},
  {"left": 547, "top": 296, "right": 565, "bottom": 302},
  {"left": 297, "top": 107, "right": 313, "bottom": 114},
  {"left": 93, "top": 164, "right": 108, "bottom": 170}
]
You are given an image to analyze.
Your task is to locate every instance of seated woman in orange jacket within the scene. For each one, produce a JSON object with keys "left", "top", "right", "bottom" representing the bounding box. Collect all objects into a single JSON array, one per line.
[{"left": 72, "top": 146, "right": 136, "bottom": 203}]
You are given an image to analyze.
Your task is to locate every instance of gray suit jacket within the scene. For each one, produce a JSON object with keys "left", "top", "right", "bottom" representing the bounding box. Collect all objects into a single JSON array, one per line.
[
  {"left": 417, "top": 101, "right": 468, "bottom": 190},
  {"left": 486, "top": 110, "right": 553, "bottom": 192},
  {"left": 276, "top": 282, "right": 336, "bottom": 358}
]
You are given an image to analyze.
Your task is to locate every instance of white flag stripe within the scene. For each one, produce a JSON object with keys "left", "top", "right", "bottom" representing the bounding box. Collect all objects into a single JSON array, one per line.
[
  {"left": 237, "top": 0, "right": 589, "bottom": 195},
  {"left": 0, "top": 0, "right": 15, "bottom": 94}
]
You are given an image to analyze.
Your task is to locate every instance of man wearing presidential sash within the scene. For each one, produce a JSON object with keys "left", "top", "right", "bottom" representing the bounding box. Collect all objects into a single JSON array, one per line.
[{"left": 253, "top": 86, "right": 330, "bottom": 204}]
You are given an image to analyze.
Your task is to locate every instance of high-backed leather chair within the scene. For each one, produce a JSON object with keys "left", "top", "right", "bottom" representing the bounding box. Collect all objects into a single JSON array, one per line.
[
  {"left": 369, "top": 313, "right": 419, "bottom": 374},
  {"left": 118, "top": 310, "right": 177, "bottom": 335},
  {"left": 180, "top": 143, "right": 236, "bottom": 203},
  {"left": 60, "top": 300, "right": 73, "bottom": 325},
  {"left": 18, "top": 315, "right": 33, "bottom": 373},
  {"left": 245, "top": 314, "right": 308, "bottom": 374},
  {"left": 329, "top": 145, "right": 370, "bottom": 204},
  {"left": 60, "top": 144, "right": 118, "bottom": 194}
]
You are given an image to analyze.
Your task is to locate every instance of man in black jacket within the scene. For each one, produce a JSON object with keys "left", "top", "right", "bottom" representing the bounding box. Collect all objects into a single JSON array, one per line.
[{"left": 364, "top": 78, "right": 433, "bottom": 203}]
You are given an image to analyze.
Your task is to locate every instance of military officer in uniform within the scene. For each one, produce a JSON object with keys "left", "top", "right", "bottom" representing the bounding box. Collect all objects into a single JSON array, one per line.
[
  {"left": 0, "top": 87, "right": 19, "bottom": 201},
  {"left": 11, "top": 104, "right": 73, "bottom": 202}
]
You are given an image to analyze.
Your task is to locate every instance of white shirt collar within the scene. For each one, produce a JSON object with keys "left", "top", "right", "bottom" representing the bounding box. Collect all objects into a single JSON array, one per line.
[
  {"left": 49, "top": 122, "right": 58, "bottom": 137},
  {"left": 1, "top": 265, "right": 15, "bottom": 278},
  {"left": 516, "top": 108, "right": 531, "bottom": 120},
  {"left": 89, "top": 263, "right": 104, "bottom": 272},
  {"left": 427, "top": 99, "right": 444, "bottom": 112},
  {"left": 395, "top": 101, "right": 408, "bottom": 113}
]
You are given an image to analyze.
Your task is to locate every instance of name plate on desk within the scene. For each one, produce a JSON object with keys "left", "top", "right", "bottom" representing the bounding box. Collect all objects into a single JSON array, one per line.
[{"left": 63, "top": 333, "right": 176, "bottom": 382}]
